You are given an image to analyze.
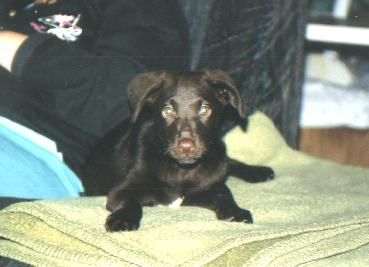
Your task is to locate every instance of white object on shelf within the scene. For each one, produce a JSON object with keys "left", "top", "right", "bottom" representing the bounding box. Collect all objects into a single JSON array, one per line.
[
  {"left": 305, "top": 51, "right": 354, "bottom": 87},
  {"left": 300, "top": 81, "right": 369, "bottom": 129}
]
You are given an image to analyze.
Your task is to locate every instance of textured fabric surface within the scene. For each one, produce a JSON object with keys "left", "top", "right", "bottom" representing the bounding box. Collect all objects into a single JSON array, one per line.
[
  {"left": 180, "top": 0, "right": 307, "bottom": 147},
  {"left": 0, "top": 112, "right": 368, "bottom": 266}
]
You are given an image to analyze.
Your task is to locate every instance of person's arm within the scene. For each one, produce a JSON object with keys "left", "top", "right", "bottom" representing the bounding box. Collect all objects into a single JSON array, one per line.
[
  {"left": 0, "top": 31, "right": 28, "bottom": 72},
  {"left": 4, "top": 0, "right": 188, "bottom": 137}
]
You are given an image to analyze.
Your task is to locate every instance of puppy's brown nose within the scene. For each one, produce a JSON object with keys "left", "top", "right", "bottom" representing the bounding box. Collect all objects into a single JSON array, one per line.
[{"left": 178, "top": 138, "right": 196, "bottom": 154}]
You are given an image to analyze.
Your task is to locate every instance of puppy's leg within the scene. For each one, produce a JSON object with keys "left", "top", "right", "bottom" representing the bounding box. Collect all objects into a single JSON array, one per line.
[
  {"left": 105, "top": 196, "right": 142, "bottom": 232},
  {"left": 183, "top": 184, "right": 253, "bottom": 223},
  {"left": 227, "top": 157, "right": 274, "bottom": 183},
  {"left": 105, "top": 177, "right": 171, "bottom": 232},
  {"left": 105, "top": 179, "right": 147, "bottom": 232}
]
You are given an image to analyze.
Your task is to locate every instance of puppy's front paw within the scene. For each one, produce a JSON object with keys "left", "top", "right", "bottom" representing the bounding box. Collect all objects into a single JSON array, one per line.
[
  {"left": 105, "top": 207, "right": 142, "bottom": 232},
  {"left": 216, "top": 207, "right": 253, "bottom": 224},
  {"left": 254, "top": 166, "right": 274, "bottom": 182}
]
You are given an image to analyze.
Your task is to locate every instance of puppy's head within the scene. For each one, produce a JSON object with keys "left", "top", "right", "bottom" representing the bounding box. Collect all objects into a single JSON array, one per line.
[{"left": 127, "top": 70, "right": 245, "bottom": 165}]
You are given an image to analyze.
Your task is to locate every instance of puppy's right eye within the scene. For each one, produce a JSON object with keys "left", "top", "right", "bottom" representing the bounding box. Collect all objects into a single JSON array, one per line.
[
  {"left": 162, "top": 105, "right": 174, "bottom": 118},
  {"left": 199, "top": 104, "right": 211, "bottom": 117}
]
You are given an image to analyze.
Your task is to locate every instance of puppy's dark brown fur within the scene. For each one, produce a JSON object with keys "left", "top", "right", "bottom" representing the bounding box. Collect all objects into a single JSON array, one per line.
[{"left": 82, "top": 70, "right": 274, "bottom": 232}]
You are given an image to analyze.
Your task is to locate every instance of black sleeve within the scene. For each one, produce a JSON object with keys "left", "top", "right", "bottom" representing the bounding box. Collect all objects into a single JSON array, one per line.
[{"left": 11, "top": 0, "right": 189, "bottom": 137}]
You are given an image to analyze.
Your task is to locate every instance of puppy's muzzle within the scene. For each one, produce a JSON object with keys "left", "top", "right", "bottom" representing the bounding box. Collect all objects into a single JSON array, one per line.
[
  {"left": 178, "top": 138, "right": 196, "bottom": 155},
  {"left": 171, "top": 137, "right": 202, "bottom": 164}
]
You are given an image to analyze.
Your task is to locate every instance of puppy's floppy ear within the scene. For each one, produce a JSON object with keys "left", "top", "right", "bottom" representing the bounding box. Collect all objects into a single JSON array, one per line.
[
  {"left": 127, "top": 71, "right": 167, "bottom": 122},
  {"left": 204, "top": 70, "right": 245, "bottom": 118}
]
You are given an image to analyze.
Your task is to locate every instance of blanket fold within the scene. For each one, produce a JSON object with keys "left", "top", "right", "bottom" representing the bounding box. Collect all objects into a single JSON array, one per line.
[{"left": 1, "top": 112, "right": 368, "bottom": 266}]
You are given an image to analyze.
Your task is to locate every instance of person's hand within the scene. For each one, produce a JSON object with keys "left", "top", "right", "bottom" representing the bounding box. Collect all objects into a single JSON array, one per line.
[{"left": 0, "top": 31, "right": 28, "bottom": 72}]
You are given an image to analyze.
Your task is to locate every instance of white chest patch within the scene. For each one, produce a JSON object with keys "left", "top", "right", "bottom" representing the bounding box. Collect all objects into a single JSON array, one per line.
[{"left": 168, "top": 197, "right": 184, "bottom": 209}]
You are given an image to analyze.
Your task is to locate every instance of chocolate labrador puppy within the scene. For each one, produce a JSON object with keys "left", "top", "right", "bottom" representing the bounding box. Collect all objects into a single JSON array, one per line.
[{"left": 82, "top": 70, "right": 274, "bottom": 232}]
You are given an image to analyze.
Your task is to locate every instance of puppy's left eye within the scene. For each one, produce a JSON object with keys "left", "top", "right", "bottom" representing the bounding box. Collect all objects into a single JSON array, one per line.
[{"left": 199, "top": 104, "right": 211, "bottom": 117}]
